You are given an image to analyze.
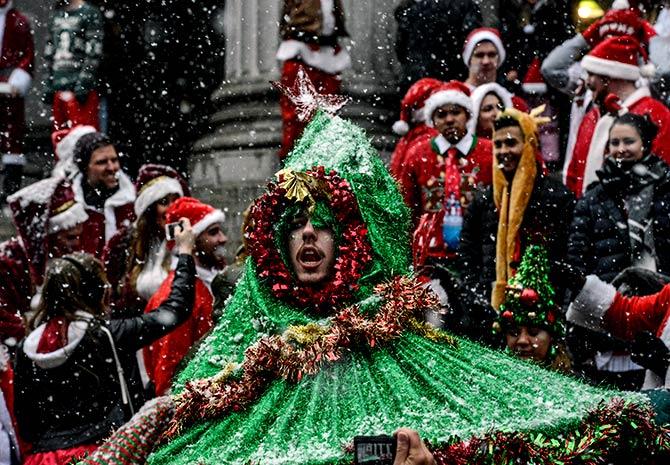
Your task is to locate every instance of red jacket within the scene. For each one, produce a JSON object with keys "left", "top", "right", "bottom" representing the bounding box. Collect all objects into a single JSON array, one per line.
[
  {"left": 0, "top": 238, "right": 32, "bottom": 343},
  {"left": 399, "top": 133, "right": 492, "bottom": 262},
  {"left": 565, "top": 88, "right": 670, "bottom": 197},
  {"left": 569, "top": 276, "right": 670, "bottom": 389},
  {"left": 399, "top": 134, "right": 493, "bottom": 223},
  {"left": 143, "top": 272, "right": 214, "bottom": 395},
  {"left": 73, "top": 172, "right": 136, "bottom": 259},
  {"left": 389, "top": 124, "right": 438, "bottom": 180},
  {"left": 0, "top": 8, "right": 34, "bottom": 80}
]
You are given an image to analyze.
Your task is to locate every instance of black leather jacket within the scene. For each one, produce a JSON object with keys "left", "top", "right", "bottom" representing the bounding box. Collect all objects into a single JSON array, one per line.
[{"left": 13, "top": 254, "right": 195, "bottom": 452}]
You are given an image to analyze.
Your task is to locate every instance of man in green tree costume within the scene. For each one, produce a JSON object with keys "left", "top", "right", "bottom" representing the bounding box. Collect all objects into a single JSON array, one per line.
[{"left": 79, "top": 71, "right": 669, "bottom": 465}]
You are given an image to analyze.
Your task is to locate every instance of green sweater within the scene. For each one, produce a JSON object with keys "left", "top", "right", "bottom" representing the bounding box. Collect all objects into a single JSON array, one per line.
[{"left": 43, "top": 3, "right": 103, "bottom": 95}]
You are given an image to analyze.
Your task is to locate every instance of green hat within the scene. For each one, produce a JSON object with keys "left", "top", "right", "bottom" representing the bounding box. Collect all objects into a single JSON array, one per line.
[{"left": 496, "top": 245, "right": 565, "bottom": 336}]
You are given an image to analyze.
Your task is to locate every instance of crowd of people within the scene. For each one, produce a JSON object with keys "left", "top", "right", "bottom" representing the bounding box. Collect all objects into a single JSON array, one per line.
[{"left": 1, "top": 0, "right": 670, "bottom": 464}]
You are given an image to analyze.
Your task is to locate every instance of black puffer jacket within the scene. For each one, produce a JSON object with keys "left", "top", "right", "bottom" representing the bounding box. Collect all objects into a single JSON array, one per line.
[
  {"left": 567, "top": 156, "right": 670, "bottom": 282},
  {"left": 459, "top": 174, "right": 575, "bottom": 312},
  {"left": 13, "top": 254, "right": 195, "bottom": 452}
]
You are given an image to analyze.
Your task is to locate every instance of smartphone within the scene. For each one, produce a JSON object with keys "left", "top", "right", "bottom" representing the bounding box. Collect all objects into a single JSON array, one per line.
[
  {"left": 165, "top": 220, "right": 183, "bottom": 240},
  {"left": 354, "top": 435, "right": 396, "bottom": 465}
]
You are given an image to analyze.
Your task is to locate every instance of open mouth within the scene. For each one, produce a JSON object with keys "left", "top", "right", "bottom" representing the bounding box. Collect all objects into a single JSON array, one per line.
[{"left": 297, "top": 247, "right": 323, "bottom": 270}]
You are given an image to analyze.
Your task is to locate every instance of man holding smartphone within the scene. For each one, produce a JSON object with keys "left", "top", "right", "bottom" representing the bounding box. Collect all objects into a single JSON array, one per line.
[{"left": 143, "top": 196, "right": 227, "bottom": 396}]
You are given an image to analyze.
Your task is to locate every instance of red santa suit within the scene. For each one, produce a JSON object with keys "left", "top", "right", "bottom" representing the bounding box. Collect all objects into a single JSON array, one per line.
[
  {"left": 565, "top": 86, "right": 670, "bottom": 196},
  {"left": 72, "top": 170, "right": 136, "bottom": 258},
  {"left": 568, "top": 275, "right": 670, "bottom": 389},
  {"left": 143, "top": 266, "right": 216, "bottom": 396},
  {"left": 277, "top": 0, "right": 350, "bottom": 159},
  {"left": 142, "top": 197, "right": 225, "bottom": 395},
  {"left": 0, "top": 1, "right": 34, "bottom": 197},
  {"left": 565, "top": 36, "right": 670, "bottom": 196},
  {"left": 400, "top": 81, "right": 493, "bottom": 267}
]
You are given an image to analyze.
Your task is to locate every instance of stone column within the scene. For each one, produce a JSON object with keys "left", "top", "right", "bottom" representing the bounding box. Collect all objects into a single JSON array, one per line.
[{"left": 190, "top": 0, "right": 400, "bottom": 249}]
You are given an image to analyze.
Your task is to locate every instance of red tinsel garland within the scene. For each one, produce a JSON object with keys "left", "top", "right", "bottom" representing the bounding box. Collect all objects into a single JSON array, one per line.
[
  {"left": 427, "top": 398, "right": 670, "bottom": 465},
  {"left": 245, "top": 166, "right": 373, "bottom": 312},
  {"left": 161, "top": 276, "right": 441, "bottom": 442}
]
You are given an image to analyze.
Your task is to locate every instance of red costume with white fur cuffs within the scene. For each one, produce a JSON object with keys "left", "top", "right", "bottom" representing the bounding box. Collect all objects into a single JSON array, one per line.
[{"left": 568, "top": 275, "right": 670, "bottom": 389}]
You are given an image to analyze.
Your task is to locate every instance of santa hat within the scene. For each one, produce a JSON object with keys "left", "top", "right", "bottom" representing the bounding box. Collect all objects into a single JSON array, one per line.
[
  {"left": 462, "top": 27, "right": 506, "bottom": 66},
  {"left": 423, "top": 80, "right": 473, "bottom": 126},
  {"left": 581, "top": 35, "right": 651, "bottom": 81},
  {"left": 165, "top": 197, "right": 225, "bottom": 238},
  {"left": 393, "top": 78, "right": 443, "bottom": 135},
  {"left": 468, "top": 83, "right": 514, "bottom": 133},
  {"left": 51, "top": 125, "right": 97, "bottom": 177},
  {"left": 522, "top": 58, "right": 548, "bottom": 94},
  {"left": 7, "top": 177, "right": 88, "bottom": 283},
  {"left": 134, "top": 164, "right": 190, "bottom": 217}
]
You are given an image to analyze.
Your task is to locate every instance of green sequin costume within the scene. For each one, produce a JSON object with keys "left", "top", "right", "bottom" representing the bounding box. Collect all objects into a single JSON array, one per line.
[{"left": 147, "top": 112, "right": 663, "bottom": 465}]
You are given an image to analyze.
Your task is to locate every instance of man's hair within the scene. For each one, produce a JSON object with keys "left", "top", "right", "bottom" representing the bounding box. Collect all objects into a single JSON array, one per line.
[
  {"left": 611, "top": 112, "right": 658, "bottom": 156},
  {"left": 73, "top": 132, "right": 115, "bottom": 174},
  {"left": 493, "top": 115, "right": 521, "bottom": 132}
]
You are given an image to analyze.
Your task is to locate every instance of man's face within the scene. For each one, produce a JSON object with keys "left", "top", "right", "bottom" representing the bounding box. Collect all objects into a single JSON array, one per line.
[
  {"left": 48, "top": 223, "right": 84, "bottom": 258},
  {"left": 505, "top": 326, "right": 552, "bottom": 362},
  {"left": 195, "top": 223, "right": 228, "bottom": 268},
  {"left": 287, "top": 215, "right": 336, "bottom": 285},
  {"left": 432, "top": 104, "right": 469, "bottom": 144},
  {"left": 469, "top": 41, "right": 499, "bottom": 81},
  {"left": 86, "top": 145, "right": 120, "bottom": 189},
  {"left": 493, "top": 125, "right": 524, "bottom": 176},
  {"left": 585, "top": 72, "right": 609, "bottom": 102}
]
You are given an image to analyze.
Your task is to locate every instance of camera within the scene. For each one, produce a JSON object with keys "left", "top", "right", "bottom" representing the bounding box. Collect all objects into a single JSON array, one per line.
[
  {"left": 165, "top": 220, "right": 184, "bottom": 240},
  {"left": 354, "top": 435, "right": 396, "bottom": 465}
]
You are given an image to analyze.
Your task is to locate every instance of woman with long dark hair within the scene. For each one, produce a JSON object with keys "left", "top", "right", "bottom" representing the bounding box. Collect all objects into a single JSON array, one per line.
[
  {"left": 12, "top": 219, "right": 196, "bottom": 465},
  {"left": 103, "top": 164, "right": 188, "bottom": 318}
]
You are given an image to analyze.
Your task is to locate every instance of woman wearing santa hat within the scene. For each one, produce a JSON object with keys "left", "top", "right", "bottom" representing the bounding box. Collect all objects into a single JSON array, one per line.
[
  {"left": 12, "top": 220, "right": 197, "bottom": 465},
  {"left": 103, "top": 164, "right": 189, "bottom": 319},
  {"left": 468, "top": 82, "right": 513, "bottom": 139}
]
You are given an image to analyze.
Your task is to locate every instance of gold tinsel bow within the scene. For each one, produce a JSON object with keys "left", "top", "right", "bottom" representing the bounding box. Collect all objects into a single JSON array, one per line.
[{"left": 276, "top": 168, "right": 325, "bottom": 208}]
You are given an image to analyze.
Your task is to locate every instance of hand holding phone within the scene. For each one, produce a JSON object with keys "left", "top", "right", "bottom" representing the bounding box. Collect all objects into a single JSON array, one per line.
[{"left": 170, "top": 218, "right": 195, "bottom": 255}]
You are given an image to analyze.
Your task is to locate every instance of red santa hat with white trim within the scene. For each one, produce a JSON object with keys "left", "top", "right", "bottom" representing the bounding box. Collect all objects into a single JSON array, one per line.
[
  {"left": 462, "top": 27, "right": 506, "bottom": 66},
  {"left": 522, "top": 58, "right": 548, "bottom": 94},
  {"left": 581, "top": 35, "right": 653, "bottom": 81},
  {"left": 134, "top": 164, "right": 190, "bottom": 217},
  {"left": 7, "top": 176, "right": 89, "bottom": 283},
  {"left": 165, "top": 197, "right": 225, "bottom": 240},
  {"left": 392, "top": 78, "right": 444, "bottom": 135},
  {"left": 422, "top": 80, "right": 474, "bottom": 126},
  {"left": 51, "top": 125, "right": 97, "bottom": 178}
]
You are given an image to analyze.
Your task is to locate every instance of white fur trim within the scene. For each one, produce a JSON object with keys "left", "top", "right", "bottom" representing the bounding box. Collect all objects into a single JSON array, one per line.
[
  {"left": 521, "top": 82, "right": 547, "bottom": 94},
  {"left": 192, "top": 209, "right": 226, "bottom": 237},
  {"left": 55, "top": 126, "right": 96, "bottom": 163},
  {"left": 47, "top": 202, "right": 88, "bottom": 235},
  {"left": 23, "top": 312, "right": 93, "bottom": 369},
  {"left": 7, "top": 68, "right": 31, "bottom": 97},
  {"left": 392, "top": 119, "right": 410, "bottom": 135},
  {"left": 73, "top": 171, "right": 136, "bottom": 242},
  {"left": 640, "top": 63, "right": 656, "bottom": 78},
  {"left": 581, "top": 55, "right": 640, "bottom": 81},
  {"left": 566, "top": 275, "right": 617, "bottom": 333},
  {"left": 423, "top": 90, "right": 473, "bottom": 127},
  {"left": 1, "top": 153, "right": 24, "bottom": 165},
  {"left": 134, "top": 177, "right": 183, "bottom": 217},
  {"left": 612, "top": 0, "right": 629, "bottom": 9},
  {"left": 468, "top": 83, "right": 513, "bottom": 133},
  {"left": 276, "top": 40, "right": 351, "bottom": 74},
  {"left": 463, "top": 31, "right": 506, "bottom": 66}
]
